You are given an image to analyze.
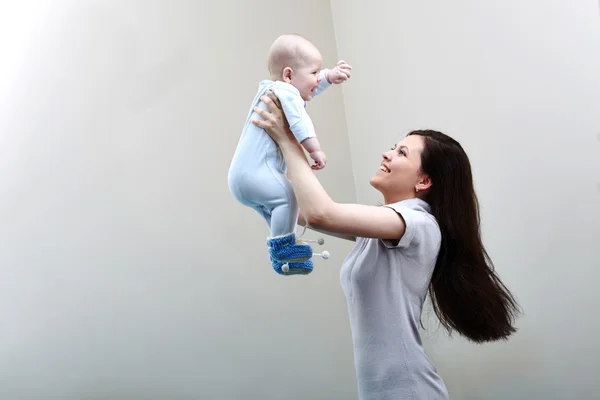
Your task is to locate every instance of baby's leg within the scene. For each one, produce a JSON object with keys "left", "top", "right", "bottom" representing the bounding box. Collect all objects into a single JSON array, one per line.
[
  {"left": 233, "top": 159, "right": 314, "bottom": 275},
  {"left": 268, "top": 189, "right": 298, "bottom": 237},
  {"left": 239, "top": 158, "right": 299, "bottom": 237},
  {"left": 262, "top": 175, "right": 315, "bottom": 275}
]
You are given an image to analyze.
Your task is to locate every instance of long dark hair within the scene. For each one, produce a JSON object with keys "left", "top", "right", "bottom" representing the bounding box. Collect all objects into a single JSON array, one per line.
[{"left": 409, "top": 130, "right": 521, "bottom": 343}]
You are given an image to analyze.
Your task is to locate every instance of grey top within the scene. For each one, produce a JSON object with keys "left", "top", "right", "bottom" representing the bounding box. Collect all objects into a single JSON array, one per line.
[{"left": 340, "top": 198, "right": 449, "bottom": 399}]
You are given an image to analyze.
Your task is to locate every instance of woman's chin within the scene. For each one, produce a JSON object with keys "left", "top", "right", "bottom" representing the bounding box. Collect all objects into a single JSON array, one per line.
[{"left": 369, "top": 175, "right": 380, "bottom": 189}]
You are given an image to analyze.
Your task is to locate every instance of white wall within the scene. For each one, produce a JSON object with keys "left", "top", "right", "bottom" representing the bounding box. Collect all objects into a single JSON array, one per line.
[
  {"left": 0, "top": 1, "right": 358, "bottom": 399},
  {"left": 4, "top": 1, "right": 600, "bottom": 398},
  {"left": 330, "top": 0, "right": 600, "bottom": 398}
]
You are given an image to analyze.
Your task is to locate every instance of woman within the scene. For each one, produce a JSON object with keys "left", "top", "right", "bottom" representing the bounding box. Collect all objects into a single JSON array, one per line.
[{"left": 251, "top": 92, "right": 520, "bottom": 399}]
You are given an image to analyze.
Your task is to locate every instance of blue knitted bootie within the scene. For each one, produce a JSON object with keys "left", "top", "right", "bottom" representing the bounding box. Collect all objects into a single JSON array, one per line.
[
  {"left": 269, "top": 252, "right": 313, "bottom": 275},
  {"left": 266, "top": 232, "right": 313, "bottom": 263}
]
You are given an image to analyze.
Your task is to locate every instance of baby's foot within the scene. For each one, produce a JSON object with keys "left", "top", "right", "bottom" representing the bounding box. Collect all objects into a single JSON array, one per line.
[
  {"left": 269, "top": 254, "right": 313, "bottom": 276},
  {"left": 266, "top": 233, "right": 313, "bottom": 262}
]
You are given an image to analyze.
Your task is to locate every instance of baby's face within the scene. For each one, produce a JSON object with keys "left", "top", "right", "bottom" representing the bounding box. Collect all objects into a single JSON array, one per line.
[{"left": 289, "top": 46, "right": 323, "bottom": 101}]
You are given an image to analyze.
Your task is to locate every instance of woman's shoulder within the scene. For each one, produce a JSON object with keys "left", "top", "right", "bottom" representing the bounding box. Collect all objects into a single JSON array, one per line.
[
  {"left": 380, "top": 198, "right": 441, "bottom": 250},
  {"left": 387, "top": 198, "right": 432, "bottom": 212},
  {"left": 385, "top": 198, "right": 437, "bottom": 223}
]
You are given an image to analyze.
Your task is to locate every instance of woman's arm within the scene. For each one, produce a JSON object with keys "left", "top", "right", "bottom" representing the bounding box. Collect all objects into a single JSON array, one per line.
[
  {"left": 298, "top": 210, "right": 356, "bottom": 242},
  {"left": 252, "top": 92, "right": 407, "bottom": 241}
]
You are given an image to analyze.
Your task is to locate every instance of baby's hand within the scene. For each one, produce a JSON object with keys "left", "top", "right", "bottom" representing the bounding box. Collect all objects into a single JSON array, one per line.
[
  {"left": 326, "top": 60, "right": 352, "bottom": 84},
  {"left": 310, "top": 150, "right": 327, "bottom": 170}
]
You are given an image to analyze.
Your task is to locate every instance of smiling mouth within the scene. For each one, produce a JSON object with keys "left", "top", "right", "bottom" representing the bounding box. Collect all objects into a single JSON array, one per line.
[{"left": 380, "top": 165, "right": 390, "bottom": 173}]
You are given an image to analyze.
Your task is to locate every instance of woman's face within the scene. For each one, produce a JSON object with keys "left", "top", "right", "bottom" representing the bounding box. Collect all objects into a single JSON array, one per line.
[{"left": 370, "top": 134, "right": 430, "bottom": 204}]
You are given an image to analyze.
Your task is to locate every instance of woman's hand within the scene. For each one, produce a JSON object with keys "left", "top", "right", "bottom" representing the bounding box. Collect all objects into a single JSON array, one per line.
[{"left": 250, "top": 91, "right": 297, "bottom": 146}]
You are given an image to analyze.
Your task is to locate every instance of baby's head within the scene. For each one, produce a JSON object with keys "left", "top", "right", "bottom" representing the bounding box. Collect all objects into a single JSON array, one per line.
[{"left": 267, "top": 34, "right": 323, "bottom": 101}]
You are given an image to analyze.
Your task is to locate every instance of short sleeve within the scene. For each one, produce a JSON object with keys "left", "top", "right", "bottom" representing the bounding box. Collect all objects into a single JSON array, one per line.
[
  {"left": 270, "top": 84, "right": 316, "bottom": 143},
  {"left": 381, "top": 203, "right": 441, "bottom": 251}
]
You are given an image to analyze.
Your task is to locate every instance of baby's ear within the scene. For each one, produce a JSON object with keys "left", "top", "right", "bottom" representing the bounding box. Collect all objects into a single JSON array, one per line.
[{"left": 282, "top": 67, "right": 293, "bottom": 82}]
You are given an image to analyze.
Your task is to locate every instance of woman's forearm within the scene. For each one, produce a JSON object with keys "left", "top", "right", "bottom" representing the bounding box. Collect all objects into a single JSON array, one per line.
[
  {"left": 279, "top": 140, "right": 334, "bottom": 223},
  {"left": 298, "top": 209, "right": 356, "bottom": 242}
]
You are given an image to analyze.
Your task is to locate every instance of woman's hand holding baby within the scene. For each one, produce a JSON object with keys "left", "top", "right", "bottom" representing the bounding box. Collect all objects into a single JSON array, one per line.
[{"left": 251, "top": 91, "right": 296, "bottom": 147}]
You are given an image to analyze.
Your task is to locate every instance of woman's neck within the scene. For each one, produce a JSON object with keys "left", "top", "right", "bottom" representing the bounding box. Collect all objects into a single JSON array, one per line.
[{"left": 383, "top": 193, "right": 417, "bottom": 205}]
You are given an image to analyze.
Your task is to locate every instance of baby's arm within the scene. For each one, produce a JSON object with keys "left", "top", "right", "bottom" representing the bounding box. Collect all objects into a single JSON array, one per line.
[
  {"left": 313, "top": 60, "right": 352, "bottom": 97},
  {"left": 270, "top": 85, "right": 315, "bottom": 142},
  {"left": 311, "top": 70, "right": 333, "bottom": 98},
  {"left": 302, "top": 137, "right": 321, "bottom": 153},
  {"left": 269, "top": 84, "right": 327, "bottom": 169},
  {"left": 273, "top": 85, "right": 327, "bottom": 170},
  {"left": 302, "top": 138, "right": 326, "bottom": 170}
]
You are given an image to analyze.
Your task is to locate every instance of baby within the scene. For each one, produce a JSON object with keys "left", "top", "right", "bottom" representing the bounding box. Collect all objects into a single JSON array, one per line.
[{"left": 228, "top": 34, "right": 351, "bottom": 276}]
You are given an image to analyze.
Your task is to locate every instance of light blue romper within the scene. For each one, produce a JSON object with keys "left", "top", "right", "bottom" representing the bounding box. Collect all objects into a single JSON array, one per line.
[
  {"left": 228, "top": 71, "right": 331, "bottom": 237},
  {"left": 340, "top": 198, "right": 450, "bottom": 399}
]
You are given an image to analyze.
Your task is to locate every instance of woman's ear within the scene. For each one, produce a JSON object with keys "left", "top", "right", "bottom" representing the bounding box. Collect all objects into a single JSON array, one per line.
[
  {"left": 416, "top": 175, "right": 432, "bottom": 192},
  {"left": 282, "top": 67, "right": 293, "bottom": 83}
]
